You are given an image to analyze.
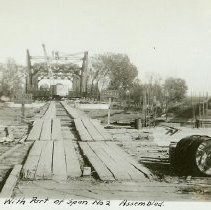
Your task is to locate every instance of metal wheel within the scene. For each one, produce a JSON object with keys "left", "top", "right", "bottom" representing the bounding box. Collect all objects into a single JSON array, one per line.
[
  {"left": 170, "top": 135, "right": 211, "bottom": 176},
  {"left": 195, "top": 140, "right": 211, "bottom": 175}
]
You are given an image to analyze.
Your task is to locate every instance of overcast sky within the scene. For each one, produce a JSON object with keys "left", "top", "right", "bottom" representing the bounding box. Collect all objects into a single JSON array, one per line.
[{"left": 0, "top": 0, "right": 211, "bottom": 94}]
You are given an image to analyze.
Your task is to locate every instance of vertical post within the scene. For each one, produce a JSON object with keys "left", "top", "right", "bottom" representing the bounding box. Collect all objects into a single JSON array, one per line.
[
  {"left": 199, "top": 93, "right": 202, "bottom": 127},
  {"left": 199, "top": 94, "right": 200, "bottom": 119},
  {"left": 142, "top": 90, "right": 147, "bottom": 127},
  {"left": 26, "top": 49, "right": 32, "bottom": 93},
  {"left": 21, "top": 102, "right": 25, "bottom": 123},
  {"left": 80, "top": 51, "right": 88, "bottom": 95},
  {"left": 107, "top": 97, "right": 112, "bottom": 125},
  {"left": 191, "top": 91, "right": 195, "bottom": 127},
  {"left": 202, "top": 92, "right": 205, "bottom": 127},
  {"left": 206, "top": 92, "right": 209, "bottom": 113},
  {"left": 165, "top": 92, "right": 168, "bottom": 121}
]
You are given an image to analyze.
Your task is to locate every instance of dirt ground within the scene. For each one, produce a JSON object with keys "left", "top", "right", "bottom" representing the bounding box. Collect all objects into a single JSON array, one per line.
[
  {"left": 0, "top": 102, "right": 46, "bottom": 192},
  {"left": 84, "top": 108, "right": 143, "bottom": 124},
  {"left": 12, "top": 124, "right": 211, "bottom": 200},
  {"left": 1, "top": 103, "right": 211, "bottom": 201},
  {"left": 0, "top": 102, "right": 43, "bottom": 126}
]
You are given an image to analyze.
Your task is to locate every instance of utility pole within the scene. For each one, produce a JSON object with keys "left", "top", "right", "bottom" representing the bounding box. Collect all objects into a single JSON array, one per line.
[
  {"left": 206, "top": 92, "right": 209, "bottom": 114},
  {"left": 191, "top": 91, "right": 196, "bottom": 125},
  {"left": 80, "top": 51, "right": 88, "bottom": 96},
  {"left": 202, "top": 92, "right": 205, "bottom": 127},
  {"left": 142, "top": 90, "right": 147, "bottom": 127},
  {"left": 198, "top": 93, "right": 201, "bottom": 119},
  {"left": 165, "top": 92, "right": 169, "bottom": 121},
  {"left": 107, "top": 97, "right": 111, "bottom": 125},
  {"left": 26, "top": 49, "right": 32, "bottom": 93}
]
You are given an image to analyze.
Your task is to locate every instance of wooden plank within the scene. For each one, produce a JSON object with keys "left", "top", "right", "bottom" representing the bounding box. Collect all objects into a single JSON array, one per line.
[
  {"left": 35, "top": 141, "right": 53, "bottom": 179},
  {"left": 69, "top": 108, "right": 81, "bottom": 118},
  {"left": 62, "top": 128, "right": 75, "bottom": 141},
  {"left": 43, "top": 102, "right": 56, "bottom": 119},
  {"left": 40, "top": 118, "right": 52, "bottom": 141},
  {"left": 62, "top": 130, "right": 81, "bottom": 178},
  {"left": 62, "top": 127, "right": 75, "bottom": 140},
  {"left": 0, "top": 164, "right": 22, "bottom": 197},
  {"left": 60, "top": 102, "right": 78, "bottom": 118},
  {"left": 56, "top": 110, "right": 68, "bottom": 116},
  {"left": 82, "top": 118, "right": 104, "bottom": 141},
  {"left": 106, "top": 142, "right": 154, "bottom": 179},
  {"left": 53, "top": 140, "right": 67, "bottom": 181},
  {"left": 90, "top": 142, "right": 132, "bottom": 180},
  {"left": 27, "top": 119, "right": 43, "bottom": 141},
  {"left": 61, "top": 101, "right": 87, "bottom": 119},
  {"left": 74, "top": 118, "right": 93, "bottom": 141},
  {"left": 90, "top": 119, "right": 113, "bottom": 140},
  {"left": 22, "top": 141, "right": 47, "bottom": 180},
  {"left": 52, "top": 118, "right": 63, "bottom": 141},
  {"left": 79, "top": 142, "right": 115, "bottom": 181},
  {"left": 89, "top": 142, "right": 130, "bottom": 180},
  {"left": 63, "top": 139, "right": 82, "bottom": 178},
  {"left": 101, "top": 142, "right": 134, "bottom": 179},
  {"left": 103, "top": 142, "right": 146, "bottom": 180},
  {"left": 28, "top": 141, "right": 46, "bottom": 156}
]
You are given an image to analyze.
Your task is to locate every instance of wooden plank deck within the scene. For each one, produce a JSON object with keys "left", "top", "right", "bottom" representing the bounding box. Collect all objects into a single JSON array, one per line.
[
  {"left": 39, "top": 118, "right": 52, "bottom": 141},
  {"left": 27, "top": 119, "right": 44, "bottom": 141},
  {"left": 89, "top": 142, "right": 131, "bottom": 180},
  {"left": 74, "top": 118, "right": 112, "bottom": 142},
  {"left": 82, "top": 118, "right": 104, "bottom": 141},
  {"left": 64, "top": 141, "right": 82, "bottom": 178},
  {"left": 34, "top": 102, "right": 50, "bottom": 119},
  {"left": 22, "top": 101, "right": 150, "bottom": 183},
  {"left": 106, "top": 142, "right": 153, "bottom": 179},
  {"left": 61, "top": 102, "right": 112, "bottom": 142},
  {"left": 44, "top": 101, "right": 56, "bottom": 119},
  {"left": 23, "top": 132, "right": 82, "bottom": 181},
  {"left": 27, "top": 102, "right": 55, "bottom": 142},
  {"left": 79, "top": 142, "right": 115, "bottom": 181},
  {"left": 0, "top": 164, "right": 23, "bottom": 197},
  {"left": 79, "top": 141, "right": 152, "bottom": 181},
  {"left": 22, "top": 141, "right": 47, "bottom": 180},
  {"left": 53, "top": 140, "right": 67, "bottom": 181},
  {"left": 21, "top": 101, "right": 85, "bottom": 181},
  {"left": 35, "top": 141, "right": 53, "bottom": 179},
  {"left": 52, "top": 118, "right": 63, "bottom": 141},
  {"left": 62, "top": 130, "right": 82, "bottom": 178},
  {"left": 74, "top": 118, "right": 93, "bottom": 141},
  {"left": 60, "top": 101, "right": 80, "bottom": 118},
  {"left": 90, "top": 119, "right": 113, "bottom": 140},
  {"left": 62, "top": 127, "right": 75, "bottom": 139},
  {"left": 102, "top": 142, "right": 146, "bottom": 180},
  {"left": 60, "top": 101, "right": 151, "bottom": 181}
]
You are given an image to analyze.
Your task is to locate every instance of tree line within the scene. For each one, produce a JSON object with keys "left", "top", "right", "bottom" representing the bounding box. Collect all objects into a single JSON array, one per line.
[
  {"left": 88, "top": 53, "right": 188, "bottom": 107},
  {"left": 0, "top": 58, "right": 25, "bottom": 99},
  {"left": 0, "top": 54, "right": 188, "bottom": 108}
]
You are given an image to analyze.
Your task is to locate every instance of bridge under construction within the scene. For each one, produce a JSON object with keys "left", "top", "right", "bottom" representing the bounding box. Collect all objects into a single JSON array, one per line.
[{"left": 26, "top": 44, "right": 89, "bottom": 99}]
